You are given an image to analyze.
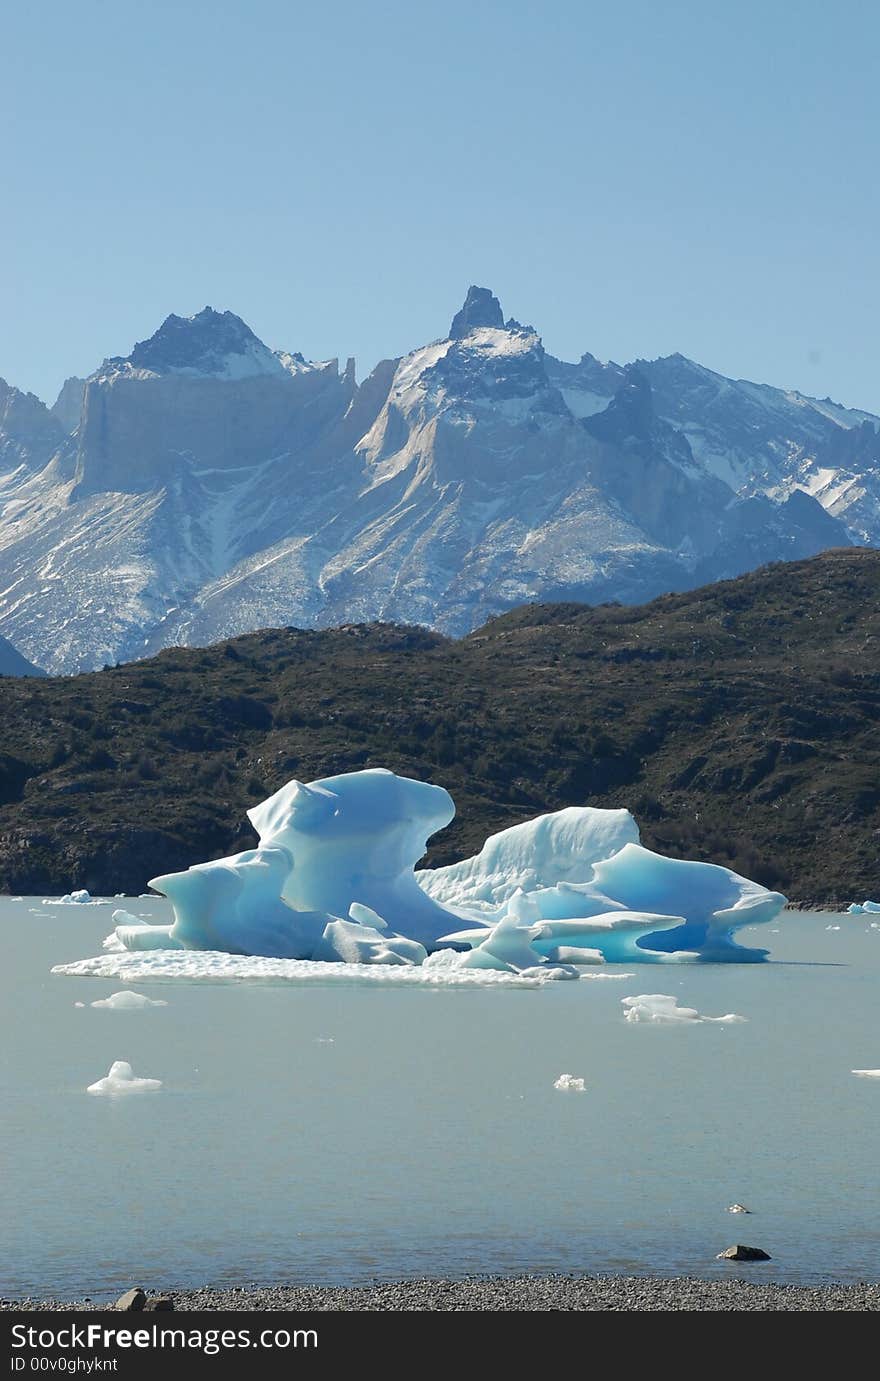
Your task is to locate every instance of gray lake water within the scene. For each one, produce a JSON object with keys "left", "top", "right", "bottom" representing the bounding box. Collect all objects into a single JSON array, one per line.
[{"left": 1, "top": 899, "right": 879, "bottom": 1299}]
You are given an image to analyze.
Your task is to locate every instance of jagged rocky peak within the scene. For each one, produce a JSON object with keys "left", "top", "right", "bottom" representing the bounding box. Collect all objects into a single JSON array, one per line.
[
  {"left": 99, "top": 306, "right": 285, "bottom": 381},
  {"left": 585, "top": 364, "right": 656, "bottom": 444},
  {"left": 449, "top": 285, "right": 505, "bottom": 339},
  {"left": 0, "top": 377, "right": 66, "bottom": 463},
  {"left": 52, "top": 376, "right": 86, "bottom": 433}
]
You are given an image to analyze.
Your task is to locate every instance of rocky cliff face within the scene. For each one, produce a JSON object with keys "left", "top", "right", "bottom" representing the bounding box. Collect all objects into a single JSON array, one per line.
[
  {"left": 0, "top": 379, "right": 66, "bottom": 475},
  {"left": 0, "top": 291, "right": 873, "bottom": 672}
]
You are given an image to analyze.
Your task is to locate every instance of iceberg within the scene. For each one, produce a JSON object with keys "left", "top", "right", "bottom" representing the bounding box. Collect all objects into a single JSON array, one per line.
[
  {"left": 86, "top": 1060, "right": 162, "bottom": 1094},
  {"left": 847, "top": 900, "right": 880, "bottom": 914},
  {"left": 554, "top": 1074, "right": 587, "bottom": 1091},
  {"left": 104, "top": 767, "right": 784, "bottom": 968}
]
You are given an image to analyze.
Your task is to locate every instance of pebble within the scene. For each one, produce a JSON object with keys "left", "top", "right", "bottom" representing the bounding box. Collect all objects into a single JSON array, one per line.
[{"left": 3, "top": 1274, "right": 880, "bottom": 1312}]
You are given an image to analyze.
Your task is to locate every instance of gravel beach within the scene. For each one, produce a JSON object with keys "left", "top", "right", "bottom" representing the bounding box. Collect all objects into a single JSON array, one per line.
[{"left": 4, "top": 1274, "right": 879, "bottom": 1312}]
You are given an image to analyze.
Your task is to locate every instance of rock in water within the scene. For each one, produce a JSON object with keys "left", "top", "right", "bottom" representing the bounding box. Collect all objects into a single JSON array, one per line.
[
  {"left": 717, "top": 1245, "right": 771, "bottom": 1262},
  {"left": 115, "top": 1287, "right": 146, "bottom": 1311}
]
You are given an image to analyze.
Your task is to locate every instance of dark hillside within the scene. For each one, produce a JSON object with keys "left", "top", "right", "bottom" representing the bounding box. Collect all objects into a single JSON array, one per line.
[{"left": 0, "top": 548, "right": 878, "bottom": 903}]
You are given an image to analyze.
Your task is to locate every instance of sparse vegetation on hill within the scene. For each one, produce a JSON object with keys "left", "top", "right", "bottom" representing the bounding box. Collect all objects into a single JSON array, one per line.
[{"left": 0, "top": 548, "right": 878, "bottom": 903}]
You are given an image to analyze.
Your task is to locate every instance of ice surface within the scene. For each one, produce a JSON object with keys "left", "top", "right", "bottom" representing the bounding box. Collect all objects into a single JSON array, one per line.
[
  {"left": 53, "top": 951, "right": 560, "bottom": 988},
  {"left": 86, "top": 1060, "right": 162, "bottom": 1094},
  {"left": 106, "top": 769, "right": 784, "bottom": 967},
  {"left": 90, "top": 990, "right": 168, "bottom": 1010},
  {"left": 418, "top": 805, "right": 639, "bottom": 910},
  {"left": 621, "top": 994, "right": 747, "bottom": 1024},
  {"left": 554, "top": 1074, "right": 586, "bottom": 1091}
]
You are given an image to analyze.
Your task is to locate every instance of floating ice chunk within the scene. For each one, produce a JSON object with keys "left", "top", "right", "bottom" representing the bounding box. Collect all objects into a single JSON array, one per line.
[
  {"left": 45, "top": 889, "right": 107, "bottom": 905},
  {"left": 851, "top": 1069, "right": 880, "bottom": 1078},
  {"left": 418, "top": 805, "right": 639, "bottom": 911},
  {"left": 554, "top": 1074, "right": 586, "bottom": 1091},
  {"left": 847, "top": 900, "right": 880, "bottom": 914},
  {"left": 728, "top": 1204, "right": 751, "bottom": 1213},
  {"left": 86, "top": 1060, "right": 162, "bottom": 1094},
  {"left": 826, "top": 924, "right": 841, "bottom": 931},
  {"left": 311, "top": 917, "right": 427, "bottom": 966},
  {"left": 90, "top": 990, "right": 168, "bottom": 1010},
  {"left": 621, "top": 994, "right": 747, "bottom": 1024}
]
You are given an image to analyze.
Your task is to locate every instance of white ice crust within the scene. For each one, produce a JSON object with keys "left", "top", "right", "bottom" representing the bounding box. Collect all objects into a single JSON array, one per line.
[{"left": 81, "top": 768, "right": 784, "bottom": 975}]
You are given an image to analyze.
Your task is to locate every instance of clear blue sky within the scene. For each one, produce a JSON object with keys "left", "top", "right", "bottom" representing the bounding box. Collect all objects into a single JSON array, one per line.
[{"left": 1, "top": 0, "right": 878, "bottom": 411}]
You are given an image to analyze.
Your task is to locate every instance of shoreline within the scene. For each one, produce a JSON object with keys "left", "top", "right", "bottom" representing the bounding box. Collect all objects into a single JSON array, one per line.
[{"left": 4, "top": 1273, "right": 880, "bottom": 1312}]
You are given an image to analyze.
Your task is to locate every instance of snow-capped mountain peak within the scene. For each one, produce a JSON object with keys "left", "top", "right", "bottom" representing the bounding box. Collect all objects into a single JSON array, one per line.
[{"left": 94, "top": 307, "right": 287, "bottom": 382}]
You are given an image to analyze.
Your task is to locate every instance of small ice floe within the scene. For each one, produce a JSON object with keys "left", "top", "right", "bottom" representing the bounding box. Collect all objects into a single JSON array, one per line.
[
  {"left": 86, "top": 1060, "right": 162, "bottom": 1094},
  {"left": 622, "top": 994, "right": 746, "bottom": 1025},
  {"left": 90, "top": 990, "right": 168, "bottom": 1010},
  {"left": 826, "top": 924, "right": 841, "bottom": 931},
  {"left": 554, "top": 1074, "right": 586, "bottom": 1092},
  {"left": 851, "top": 1069, "right": 880, "bottom": 1079},
  {"left": 728, "top": 1203, "right": 751, "bottom": 1214},
  {"left": 315, "top": 1036, "right": 335, "bottom": 1044},
  {"left": 581, "top": 971, "right": 636, "bottom": 980},
  {"left": 74, "top": 1002, "right": 85, "bottom": 1008}
]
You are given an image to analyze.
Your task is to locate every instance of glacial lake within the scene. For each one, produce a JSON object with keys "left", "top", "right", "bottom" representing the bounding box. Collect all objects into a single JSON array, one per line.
[{"left": 1, "top": 898, "right": 879, "bottom": 1300}]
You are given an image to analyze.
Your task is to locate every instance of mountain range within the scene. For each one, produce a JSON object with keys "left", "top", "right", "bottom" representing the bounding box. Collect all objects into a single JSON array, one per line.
[{"left": 1, "top": 287, "right": 877, "bottom": 673}]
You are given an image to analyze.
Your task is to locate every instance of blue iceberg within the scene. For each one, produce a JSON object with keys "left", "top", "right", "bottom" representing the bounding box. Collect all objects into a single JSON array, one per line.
[{"left": 112, "top": 768, "right": 785, "bottom": 966}]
